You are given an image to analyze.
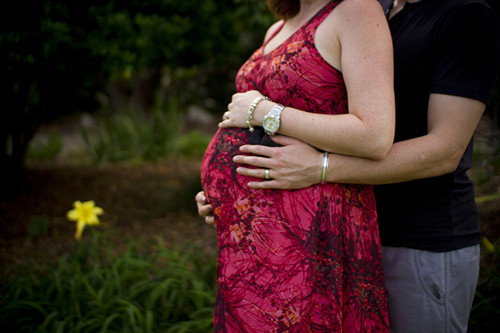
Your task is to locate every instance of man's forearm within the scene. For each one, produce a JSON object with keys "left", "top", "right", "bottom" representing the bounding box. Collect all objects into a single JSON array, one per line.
[
  {"left": 232, "top": 134, "right": 460, "bottom": 189},
  {"left": 328, "top": 135, "right": 462, "bottom": 185},
  {"left": 329, "top": 94, "right": 485, "bottom": 185}
]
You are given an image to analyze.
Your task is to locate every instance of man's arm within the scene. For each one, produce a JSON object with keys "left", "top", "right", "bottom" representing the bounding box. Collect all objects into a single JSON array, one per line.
[{"left": 233, "top": 93, "right": 485, "bottom": 188}]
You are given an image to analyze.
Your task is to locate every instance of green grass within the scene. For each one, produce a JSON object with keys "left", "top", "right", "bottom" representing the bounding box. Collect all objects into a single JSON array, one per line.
[
  {"left": 0, "top": 232, "right": 216, "bottom": 333},
  {"left": 469, "top": 240, "right": 500, "bottom": 332},
  {"left": 1, "top": 230, "right": 499, "bottom": 332}
]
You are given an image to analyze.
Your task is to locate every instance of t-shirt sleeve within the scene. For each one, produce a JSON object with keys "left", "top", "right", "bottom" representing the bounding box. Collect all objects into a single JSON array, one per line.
[{"left": 431, "top": 3, "right": 500, "bottom": 105}]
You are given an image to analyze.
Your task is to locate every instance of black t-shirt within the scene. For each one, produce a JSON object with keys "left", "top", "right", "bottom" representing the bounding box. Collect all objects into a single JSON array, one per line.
[{"left": 375, "top": 0, "right": 500, "bottom": 251}]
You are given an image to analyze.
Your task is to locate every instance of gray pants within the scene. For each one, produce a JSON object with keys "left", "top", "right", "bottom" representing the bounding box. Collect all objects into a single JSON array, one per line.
[{"left": 382, "top": 245, "right": 480, "bottom": 333}]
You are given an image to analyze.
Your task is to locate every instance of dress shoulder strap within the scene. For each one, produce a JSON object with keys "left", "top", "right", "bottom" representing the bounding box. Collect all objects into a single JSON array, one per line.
[
  {"left": 263, "top": 21, "right": 285, "bottom": 45},
  {"left": 307, "top": 0, "right": 343, "bottom": 29}
]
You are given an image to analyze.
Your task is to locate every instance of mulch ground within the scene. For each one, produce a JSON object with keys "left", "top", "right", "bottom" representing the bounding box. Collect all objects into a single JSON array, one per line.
[
  {"left": 1, "top": 157, "right": 499, "bottom": 279},
  {"left": 0, "top": 159, "right": 217, "bottom": 276}
]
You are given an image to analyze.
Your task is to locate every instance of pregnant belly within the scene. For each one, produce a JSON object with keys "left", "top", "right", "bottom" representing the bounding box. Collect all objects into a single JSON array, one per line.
[{"left": 201, "top": 127, "right": 251, "bottom": 203}]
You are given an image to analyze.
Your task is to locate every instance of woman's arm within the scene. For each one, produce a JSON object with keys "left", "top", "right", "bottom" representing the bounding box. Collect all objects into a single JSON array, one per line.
[
  {"left": 219, "top": 0, "right": 395, "bottom": 160},
  {"left": 327, "top": 94, "right": 485, "bottom": 184},
  {"left": 232, "top": 94, "right": 485, "bottom": 188},
  {"left": 196, "top": 94, "right": 485, "bottom": 222}
]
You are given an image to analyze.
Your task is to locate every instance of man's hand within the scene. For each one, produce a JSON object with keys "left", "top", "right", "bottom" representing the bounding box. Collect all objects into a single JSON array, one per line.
[
  {"left": 195, "top": 191, "right": 215, "bottom": 225},
  {"left": 233, "top": 135, "right": 323, "bottom": 189}
]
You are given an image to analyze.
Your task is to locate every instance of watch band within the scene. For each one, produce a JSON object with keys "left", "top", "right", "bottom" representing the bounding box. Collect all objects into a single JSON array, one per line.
[{"left": 263, "top": 103, "right": 285, "bottom": 135}]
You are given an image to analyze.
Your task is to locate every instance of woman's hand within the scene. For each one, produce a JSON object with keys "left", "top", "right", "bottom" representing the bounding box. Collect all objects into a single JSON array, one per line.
[
  {"left": 218, "top": 90, "right": 264, "bottom": 129},
  {"left": 195, "top": 191, "right": 215, "bottom": 225}
]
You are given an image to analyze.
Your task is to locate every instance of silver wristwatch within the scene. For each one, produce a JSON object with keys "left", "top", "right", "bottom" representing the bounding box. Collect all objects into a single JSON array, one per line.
[{"left": 263, "top": 103, "right": 285, "bottom": 135}]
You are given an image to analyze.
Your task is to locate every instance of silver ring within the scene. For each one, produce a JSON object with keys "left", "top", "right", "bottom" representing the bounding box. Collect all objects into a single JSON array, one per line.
[{"left": 264, "top": 169, "right": 270, "bottom": 180}]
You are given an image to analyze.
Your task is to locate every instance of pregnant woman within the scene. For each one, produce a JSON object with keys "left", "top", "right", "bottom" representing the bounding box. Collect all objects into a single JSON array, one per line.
[{"left": 200, "top": 0, "right": 394, "bottom": 331}]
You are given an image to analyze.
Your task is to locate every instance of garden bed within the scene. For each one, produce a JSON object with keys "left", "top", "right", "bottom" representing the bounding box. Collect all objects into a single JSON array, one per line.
[{"left": 0, "top": 160, "right": 217, "bottom": 277}]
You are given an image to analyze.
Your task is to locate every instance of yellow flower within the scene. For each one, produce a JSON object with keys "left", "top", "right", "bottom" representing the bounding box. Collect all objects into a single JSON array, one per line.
[
  {"left": 482, "top": 236, "right": 496, "bottom": 254},
  {"left": 67, "top": 200, "right": 103, "bottom": 240}
]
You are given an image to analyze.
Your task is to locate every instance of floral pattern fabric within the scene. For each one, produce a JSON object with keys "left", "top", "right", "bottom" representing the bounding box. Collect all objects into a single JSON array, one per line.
[{"left": 201, "top": 1, "right": 389, "bottom": 332}]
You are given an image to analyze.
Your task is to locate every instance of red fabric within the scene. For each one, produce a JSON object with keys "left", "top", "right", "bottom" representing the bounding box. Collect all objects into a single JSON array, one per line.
[{"left": 201, "top": 1, "right": 389, "bottom": 331}]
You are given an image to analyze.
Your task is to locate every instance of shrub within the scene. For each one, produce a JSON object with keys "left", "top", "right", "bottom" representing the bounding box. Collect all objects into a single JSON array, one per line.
[
  {"left": 26, "top": 131, "right": 64, "bottom": 161},
  {"left": 469, "top": 240, "right": 500, "bottom": 332},
  {"left": 0, "top": 232, "right": 216, "bottom": 333}
]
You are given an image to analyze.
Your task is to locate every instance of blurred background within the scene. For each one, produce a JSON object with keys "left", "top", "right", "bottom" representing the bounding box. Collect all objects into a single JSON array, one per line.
[{"left": 0, "top": 0, "right": 499, "bottom": 332}]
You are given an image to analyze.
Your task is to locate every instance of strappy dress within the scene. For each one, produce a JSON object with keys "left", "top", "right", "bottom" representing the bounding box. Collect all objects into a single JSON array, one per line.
[{"left": 200, "top": 1, "right": 389, "bottom": 331}]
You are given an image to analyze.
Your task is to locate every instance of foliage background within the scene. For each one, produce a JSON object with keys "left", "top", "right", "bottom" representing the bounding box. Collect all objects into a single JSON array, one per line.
[
  {"left": 1, "top": 0, "right": 500, "bottom": 332},
  {"left": 1, "top": 0, "right": 274, "bottom": 185}
]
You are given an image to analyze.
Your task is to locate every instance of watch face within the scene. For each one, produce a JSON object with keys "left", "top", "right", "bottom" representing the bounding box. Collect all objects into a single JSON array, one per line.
[{"left": 264, "top": 117, "right": 279, "bottom": 133}]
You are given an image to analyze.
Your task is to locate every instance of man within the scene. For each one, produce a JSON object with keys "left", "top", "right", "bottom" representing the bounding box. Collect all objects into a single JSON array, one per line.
[{"left": 196, "top": 0, "right": 500, "bottom": 331}]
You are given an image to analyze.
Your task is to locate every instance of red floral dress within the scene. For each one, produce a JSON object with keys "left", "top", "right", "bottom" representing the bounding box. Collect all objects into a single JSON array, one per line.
[{"left": 200, "top": 1, "right": 389, "bottom": 332}]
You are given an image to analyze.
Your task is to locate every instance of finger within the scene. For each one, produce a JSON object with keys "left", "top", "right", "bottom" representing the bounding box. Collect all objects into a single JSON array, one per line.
[
  {"left": 218, "top": 119, "right": 232, "bottom": 128},
  {"left": 235, "top": 166, "right": 270, "bottom": 179},
  {"left": 205, "top": 216, "right": 215, "bottom": 225},
  {"left": 229, "top": 93, "right": 238, "bottom": 104},
  {"left": 270, "top": 135, "right": 304, "bottom": 146},
  {"left": 196, "top": 200, "right": 205, "bottom": 212},
  {"left": 233, "top": 155, "right": 272, "bottom": 169},
  {"left": 195, "top": 191, "right": 207, "bottom": 204},
  {"left": 247, "top": 180, "right": 288, "bottom": 190},
  {"left": 199, "top": 204, "right": 213, "bottom": 217},
  {"left": 238, "top": 144, "right": 277, "bottom": 158}
]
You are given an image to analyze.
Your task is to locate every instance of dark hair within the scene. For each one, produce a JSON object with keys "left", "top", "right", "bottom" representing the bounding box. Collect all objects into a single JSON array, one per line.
[{"left": 266, "top": 0, "right": 301, "bottom": 19}]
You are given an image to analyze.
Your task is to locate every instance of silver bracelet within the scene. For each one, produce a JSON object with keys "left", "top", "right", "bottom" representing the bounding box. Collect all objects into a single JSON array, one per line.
[
  {"left": 321, "top": 152, "right": 329, "bottom": 184},
  {"left": 247, "top": 96, "right": 270, "bottom": 132}
]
